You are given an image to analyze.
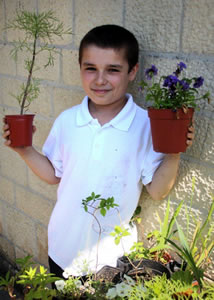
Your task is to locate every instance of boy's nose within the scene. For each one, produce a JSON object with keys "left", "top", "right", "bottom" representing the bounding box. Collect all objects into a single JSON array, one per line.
[{"left": 95, "top": 71, "right": 107, "bottom": 85}]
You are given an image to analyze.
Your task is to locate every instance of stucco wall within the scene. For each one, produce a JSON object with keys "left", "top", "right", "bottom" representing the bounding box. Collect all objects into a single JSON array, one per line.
[{"left": 0, "top": 0, "right": 213, "bottom": 268}]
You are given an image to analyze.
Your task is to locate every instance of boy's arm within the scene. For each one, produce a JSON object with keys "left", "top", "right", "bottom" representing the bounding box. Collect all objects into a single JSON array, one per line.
[
  {"left": 17, "top": 146, "right": 60, "bottom": 185},
  {"left": 145, "top": 154, "right": 180, "bottom": 201},
  {"left": 3, "top": 123, "right": 60, "bottom": 185},
  {"left": 146, "top": 125, "right": 194, "bottom": 201}
]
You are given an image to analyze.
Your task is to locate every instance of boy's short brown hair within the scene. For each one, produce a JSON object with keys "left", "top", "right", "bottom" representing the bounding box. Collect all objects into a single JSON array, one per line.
[{"left": 79, "top": 24, "right": 139, "bottom": 73}]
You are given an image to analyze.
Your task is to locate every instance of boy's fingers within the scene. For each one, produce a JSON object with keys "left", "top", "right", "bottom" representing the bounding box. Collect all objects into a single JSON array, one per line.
[
  {"left": 186, "top": 139, "right": 193, "bottom": 146},
  {"left": 187, "top": 132, "right": 194, "bottom": 140},
  {"left": 4, "top": 139, "right": 11, "bottom": 146},
  {"left": 3, "top": 123, "right": 9, "bottom": 130},
  {"left": 186, "top": 125, "right": 195, "bottom": 147},
  {"left": 188, "top": 125, "right": 194, "bottom": 133},
  {"left": 2, "top": 129, "right": 10, "bottom": 139},
  {"left": 2, "top": 122, "right": 10, "bottom": 142},
  {"left": 2, "top": 123, "right": 9, "bottom": 133}
]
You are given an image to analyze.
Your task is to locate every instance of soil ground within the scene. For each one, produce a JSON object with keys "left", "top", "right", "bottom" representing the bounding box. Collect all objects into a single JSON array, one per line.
[
  {"left": 0, "top": 252, "right": 22, "bottom": 300},
  {"left": 0, "top": 290, "right": 12, "bottom": 300}
]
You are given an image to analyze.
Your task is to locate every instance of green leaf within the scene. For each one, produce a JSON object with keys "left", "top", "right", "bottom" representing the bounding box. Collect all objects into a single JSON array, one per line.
[
  {"left": 100, "top": 207, "right": 106, "bottom": 216},
  {"left": 114, "top": 225, "right": 122, "bottom": 234},
  {"left": 161, "top": 198, "right": 171, "bottom": 238},
  {"left": 171, "top": 270, "right": 194, "bottom": 285},
  {"left": 115, "top": 237, "right": 121, "bottom": 245},
  {"left": 166, "top": 200, "right": 183, "bottom": 240},
  {"left": 176, "top": 220, "right": 190, "bottom": 252},
  {"left": 196, "top": 240, "right": 214, "bottom": 267},
  {"left": 191, "top": 199, "right": 214, "bottom": 251}
]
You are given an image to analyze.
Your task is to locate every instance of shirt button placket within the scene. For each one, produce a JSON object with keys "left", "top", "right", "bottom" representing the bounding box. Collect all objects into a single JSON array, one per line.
[{"left": 92, "top": 129, "right": 103, "bottom": 160}]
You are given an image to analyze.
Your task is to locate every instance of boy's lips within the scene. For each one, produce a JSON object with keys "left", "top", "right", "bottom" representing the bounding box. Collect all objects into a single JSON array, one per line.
[{"left": 92, "top": 89, "right": 111, "bottom": 94}]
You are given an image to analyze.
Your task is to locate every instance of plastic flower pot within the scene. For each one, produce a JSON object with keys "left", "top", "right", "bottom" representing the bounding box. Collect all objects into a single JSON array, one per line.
[
  {"left": 95, "top": 265, "right": 122, "bottom": 283},
  {"left": 116, "top": 256, "right": 171, "bottom": 279},
  {"left": 148, "top": 108, "right": 194, "bottom": 153},
  {"left": 5, "top": 114, "right": 35, "bottom": 147}
]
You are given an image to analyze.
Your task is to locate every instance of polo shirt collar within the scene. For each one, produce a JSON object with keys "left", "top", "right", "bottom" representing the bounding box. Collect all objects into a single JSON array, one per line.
[
  {"left": 76, "top": 94, "right": 136, "bottom": 131},
  {"left": 109, "top": 94, "right": 136, "bottom": 131},
  {"left": 76, "top": 96, "right": 93, "bottom": 126}
]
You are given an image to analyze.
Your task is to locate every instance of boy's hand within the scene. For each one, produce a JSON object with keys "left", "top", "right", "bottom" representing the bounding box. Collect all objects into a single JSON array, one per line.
[
  {"left": 2, "top": 122, "right": 11, "bottom": 146},
  {"left": 186, "top": 125, "right": 195, "bottom": 147}
]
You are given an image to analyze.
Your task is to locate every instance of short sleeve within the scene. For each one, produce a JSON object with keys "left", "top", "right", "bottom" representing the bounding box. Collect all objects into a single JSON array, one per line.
[
  {"left": 42, "top": 121, "right": 63, "bottom": 178},
  {"left": 141, "top": 134, "right": 165, "bottom": 186}
]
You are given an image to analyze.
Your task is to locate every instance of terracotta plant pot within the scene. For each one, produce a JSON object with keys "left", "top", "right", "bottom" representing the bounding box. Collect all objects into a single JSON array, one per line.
[
  {"left": 5, "top": 114, "right": 35, "bottom": 147},
  {"left": 148, "top": 108, "right": 194, "bottom": 153}
]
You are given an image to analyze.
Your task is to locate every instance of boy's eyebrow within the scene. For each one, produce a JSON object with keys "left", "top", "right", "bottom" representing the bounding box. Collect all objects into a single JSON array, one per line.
[
  {"left": 82, "top": 62, "right": 123, "bottom": 69},
  {"left": 82, "top": 62, "right": 95, "bottom": 66},
  {"left": 108, "top": 64, "right": 123, "bottom": 69}
]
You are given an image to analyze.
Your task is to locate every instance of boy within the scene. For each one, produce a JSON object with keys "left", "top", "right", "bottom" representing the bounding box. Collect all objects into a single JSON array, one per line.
[{"left": 3, "top": 25, "right": 194, "bottom": 278}]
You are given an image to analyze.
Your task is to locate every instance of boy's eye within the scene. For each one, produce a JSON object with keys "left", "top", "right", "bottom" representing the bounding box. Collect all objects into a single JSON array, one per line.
[
  {"left": 85, "top": 67, "right": 96, "bottom": 71},
  {"left": 108, "top": 68, "right": 120, "bottom": 73}
]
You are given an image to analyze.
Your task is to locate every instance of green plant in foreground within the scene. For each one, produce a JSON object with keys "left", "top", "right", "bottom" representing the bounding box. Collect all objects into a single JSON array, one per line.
[
  {"left": 0, "top": 255, "right": 59, "bottom": 300},
  {"left": 82, "top": 192, "right": 119, "bottom": 217},
  {"left": 110, "top": 225, "right": 131, "bottom": 246},
  {"left": 82, "top": 192, "right": 119, "bottom": 276},
  {"left": 6, "top": 10, "right": 71, "bottom": 114},
  {"left": 143, "top": 198, "right": 183, "bottom": 262},
  {"left": 17, "top": 265, "right": 59, "bottom": 300},
  {"left": 127, "top": 241, "right": 151, "bottom": 261},
  {"left": 1, "top": 192, "right": 213, "bottom": 299},
  {"left": 128, "top": 274, "right": 213, "bottom": 300},
  {"left": 0, "top": 255, "right": 34, "bottom": 298},
  {"left": 167, "top": 199, "right": 214, "bottom": 290},
  {"left": 56, "top": 275, "right": 113, "bottom": 300},
  {"left": 107, "top": 274, "right": 214, "bottom": 299},
  {"left": 0, "top": 255, "right": 60, "bottom": 300}
]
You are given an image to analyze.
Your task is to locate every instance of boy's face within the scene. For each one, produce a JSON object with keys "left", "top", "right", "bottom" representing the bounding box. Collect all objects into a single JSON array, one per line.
[{"left": 80, "top": 46, "right": 138, "bottom": 108}]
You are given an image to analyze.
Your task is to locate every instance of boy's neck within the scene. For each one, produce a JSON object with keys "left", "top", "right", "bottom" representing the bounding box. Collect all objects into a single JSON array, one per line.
[{"left": 88, "top": 97, "right": 128, "bottom": 126}]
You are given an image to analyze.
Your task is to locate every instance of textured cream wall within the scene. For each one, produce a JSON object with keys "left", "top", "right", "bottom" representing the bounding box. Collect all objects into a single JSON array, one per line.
[{"left": 0, "top": 0, "right": 213, "bottom": 268}]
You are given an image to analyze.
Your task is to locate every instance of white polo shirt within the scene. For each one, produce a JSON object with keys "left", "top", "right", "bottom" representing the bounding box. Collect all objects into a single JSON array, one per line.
[{"left": 43, "top": 94, "right": 164, "bottom": 275}]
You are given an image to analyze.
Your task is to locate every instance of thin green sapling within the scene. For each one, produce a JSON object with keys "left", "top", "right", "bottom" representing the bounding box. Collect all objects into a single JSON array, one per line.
[
  {"left": 6, "top": 10, "right": 72, "bottom": 114},
  {"left": 82, "top": 192, "right": 119, "bottom": 277}
]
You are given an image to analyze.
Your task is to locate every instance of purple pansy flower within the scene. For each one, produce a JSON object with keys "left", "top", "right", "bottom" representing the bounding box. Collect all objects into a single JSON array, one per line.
[
  {"left": 163, "top": 75, "right": 179, "bottom": 88},
  {"left": 179, "top": 79, "right": 190, "bottom": 91},
  {"left": 174, "top": 62, "right": 187, "bottom": 77},
  {"left": 177, "top": 62, "right": 187, "bottom": 71},
  {"left": 193, "top": 76, "right": 204, "bottom": 88},
  {"left": 145, "top": 65, "right": 158, "bottom": 80}
]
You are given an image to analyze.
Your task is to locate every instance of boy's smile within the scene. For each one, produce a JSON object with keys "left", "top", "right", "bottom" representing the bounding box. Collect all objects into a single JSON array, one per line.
[{"left": 80, "top": 46, "right": 138, "bottom": 120}]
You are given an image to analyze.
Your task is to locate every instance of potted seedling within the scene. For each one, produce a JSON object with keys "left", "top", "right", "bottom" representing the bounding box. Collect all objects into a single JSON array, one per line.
[
  {"left": 4, "top": 10, "right": 71, "bottom": 147},
  {"left": 139, "top": 62, "right": 211, "bottom": 153}
]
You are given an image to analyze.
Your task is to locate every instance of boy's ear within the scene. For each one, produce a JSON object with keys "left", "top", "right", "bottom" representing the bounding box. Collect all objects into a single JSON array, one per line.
[{"left": 129, "top": 63, "right": 139, "bottom": 81}]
